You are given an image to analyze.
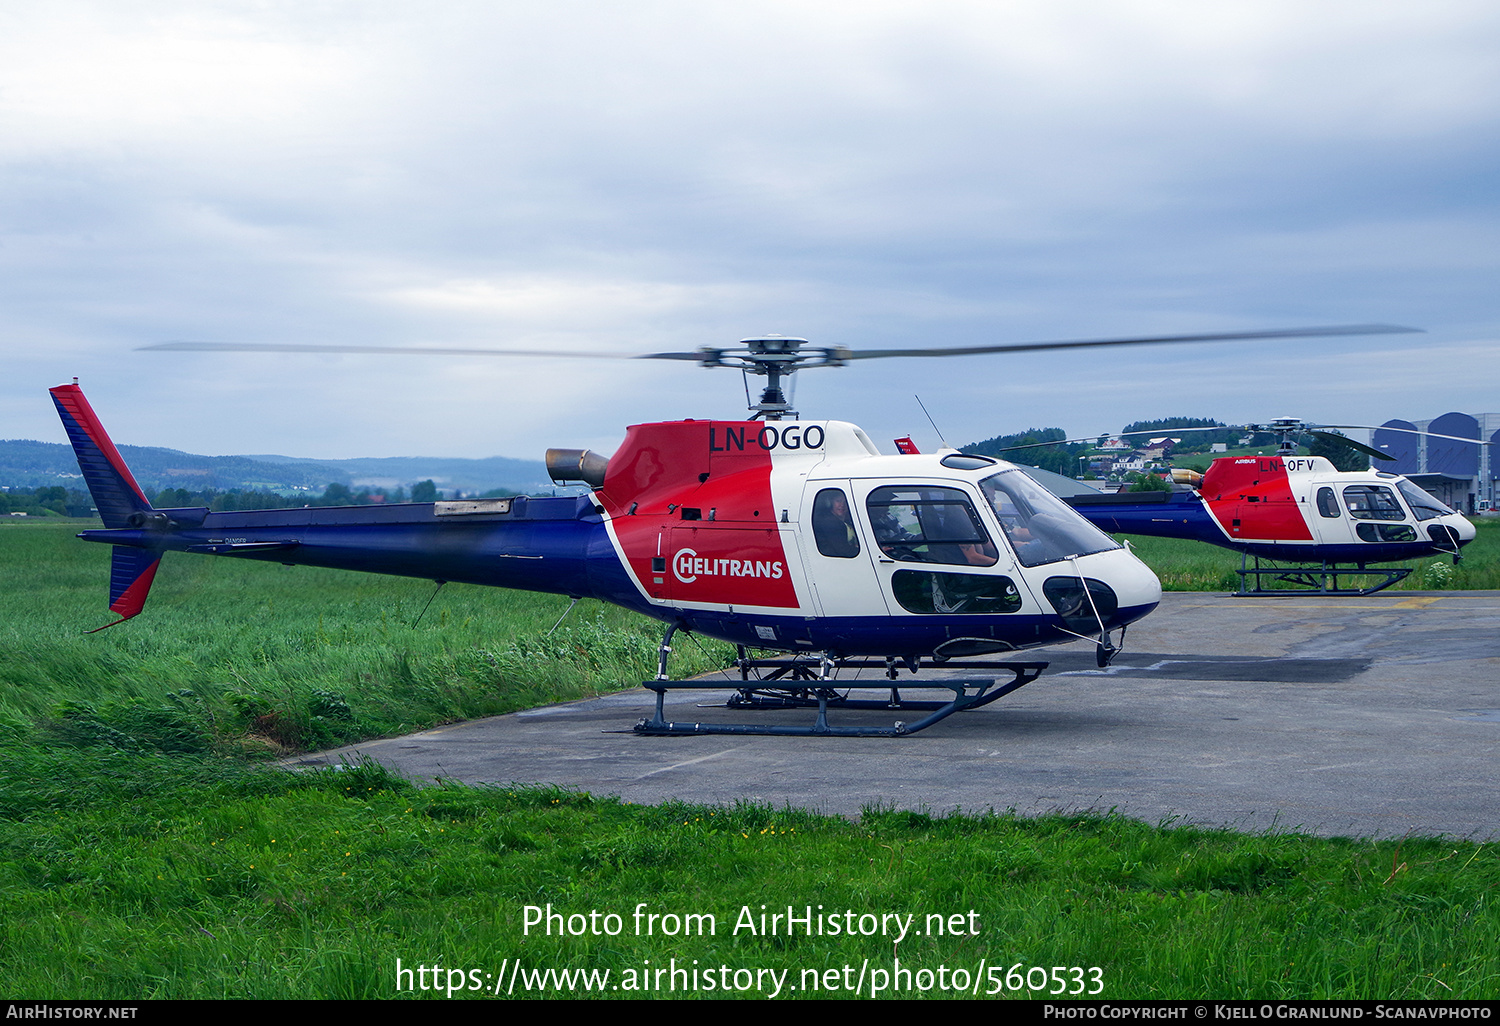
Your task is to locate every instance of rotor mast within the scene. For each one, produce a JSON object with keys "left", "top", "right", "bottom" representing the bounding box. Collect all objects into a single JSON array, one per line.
[
  {"left": 1267, "top": 418, "right": 1304, "bottom": 457},
  {"left": 688, "top": 336, "right": 851, "bottom": 420}
]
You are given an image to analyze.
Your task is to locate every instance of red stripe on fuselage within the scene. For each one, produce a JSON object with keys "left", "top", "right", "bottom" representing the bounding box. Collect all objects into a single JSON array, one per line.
[
  {"left": 596, "top": 420, "right": 799, "bottom": 608},
  {"left": 1200, "top": 456, "right": 1313, "bottom": 542}
]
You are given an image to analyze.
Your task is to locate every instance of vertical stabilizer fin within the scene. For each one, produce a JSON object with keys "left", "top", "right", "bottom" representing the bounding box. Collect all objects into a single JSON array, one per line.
[
  {"left": 86, "top": 549, "right": 163, "bottom": 633},
  {"left": 49, "top": 383, "right": 152, "bottom": 529},
  {"left": 50, "top": 383, "right": 164, "bottom": 629}
]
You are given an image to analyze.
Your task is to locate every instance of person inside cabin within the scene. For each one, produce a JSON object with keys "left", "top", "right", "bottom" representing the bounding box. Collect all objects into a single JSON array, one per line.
[
  {"left": 812, "top": 488, "right": 861, "bottom": 558},
  {"left": 959, "top": 539, "right": 999, "bottom": 565}
]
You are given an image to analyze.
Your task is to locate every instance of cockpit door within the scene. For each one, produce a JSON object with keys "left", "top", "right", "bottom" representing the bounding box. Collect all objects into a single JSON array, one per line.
[
  {"left": 854, "top": 480, "right": 1033, "bottom": 619},
  {"left": 1340, "top": 484, "right": 1420, "bottom": 545}
]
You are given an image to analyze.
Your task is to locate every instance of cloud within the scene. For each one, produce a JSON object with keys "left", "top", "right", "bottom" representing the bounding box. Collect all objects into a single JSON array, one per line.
[{"left": 2, "top": 1, "right": 1497, "bottom": 460}]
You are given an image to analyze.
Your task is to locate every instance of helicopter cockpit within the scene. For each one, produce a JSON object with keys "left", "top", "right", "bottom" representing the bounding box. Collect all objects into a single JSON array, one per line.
[
  {"left": 1315, "top": 475, "right": 1464, "bottom": 546},
  {"left": 978, "top": 468, "right": 1122, "bottom": 567},
  {"left": 1393, "top": 478, "right": 1458, "bottom": 521}
]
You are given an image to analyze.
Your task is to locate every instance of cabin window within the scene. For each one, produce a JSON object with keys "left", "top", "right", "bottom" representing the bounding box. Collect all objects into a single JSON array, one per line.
[
  {"left": 1342, "top": 485, "right": 1406, "bottom": 522},
  {"left": 1316, "top": 487, "right": 1340, "bottom": 518},
  {"left": 811, "top": 488, "right": 860, "bottom": 558},
  {"left": 865, "top": 486, "right": 997, "bottom": 566},
  {"left": 1356, "top": 523, "right": 1418, "bottom": 543},
  {"left": 891, "top": 570, "right": 1022, "bottom": 614}
]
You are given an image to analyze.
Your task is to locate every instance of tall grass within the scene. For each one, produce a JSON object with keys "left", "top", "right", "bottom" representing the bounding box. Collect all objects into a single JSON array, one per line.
[
  {"left": 0, "top": 521, "right": 731, "bottom": 755},
  {"left": 1, "top": 751, "right": 1494, "bottom": 999}
]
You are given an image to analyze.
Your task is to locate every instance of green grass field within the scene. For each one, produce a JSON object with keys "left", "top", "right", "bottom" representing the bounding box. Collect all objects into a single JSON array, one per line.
[
  {"left": 2, "top": 520, "right": 1497, "bottom": 1000},
  {"left": 0, "top": 519, "right": 732, "bottom": 756}
]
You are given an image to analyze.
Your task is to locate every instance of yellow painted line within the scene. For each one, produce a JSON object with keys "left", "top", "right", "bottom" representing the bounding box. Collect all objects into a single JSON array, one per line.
[
  {"left": 1219, "top": 603, "right": 1388, "bottom": 609},
  {"left": 1221, "top": 598, "right": 1444, "bottom": 610},
  {"left": 1224, "top": 600, "right": 1446, "bottom": 609}
]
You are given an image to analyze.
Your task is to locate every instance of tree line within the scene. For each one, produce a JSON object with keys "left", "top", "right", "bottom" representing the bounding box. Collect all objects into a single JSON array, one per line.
[
  {"left": 148, "top": 480, "right": 445, "bottom": 510},
  {"left": 0, "top": 486, "right": 90, "bottom": 517},
  {"left": 1, "top": 480, "right": 493, "bottom": 519},
  {"left": 962, "top": 427, "right": 1094, "bottom": 476},
  {"left": 961, "top": 416, "right": 1369, "bottom": 478}
]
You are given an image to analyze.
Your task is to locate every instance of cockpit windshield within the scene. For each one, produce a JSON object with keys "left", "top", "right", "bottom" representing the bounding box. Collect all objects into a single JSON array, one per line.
[
  {"left": 979, "top": 470, "right": 1122, "bottom": 567},
  {"left": 1396, "top": 479, "right": 1456, "bottom": 522}
]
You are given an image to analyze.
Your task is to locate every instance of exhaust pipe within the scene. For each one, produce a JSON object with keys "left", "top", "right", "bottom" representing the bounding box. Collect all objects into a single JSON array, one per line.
[{"left": 546, "top": 448, "right": 609, "bottom": 490}]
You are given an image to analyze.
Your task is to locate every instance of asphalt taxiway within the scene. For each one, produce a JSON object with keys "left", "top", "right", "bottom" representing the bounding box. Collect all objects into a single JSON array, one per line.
[{"left": 290, "top": 591, "right": 1500, "bottom": 839}]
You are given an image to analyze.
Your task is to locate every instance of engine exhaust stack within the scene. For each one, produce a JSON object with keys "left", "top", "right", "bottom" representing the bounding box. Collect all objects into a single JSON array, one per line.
[{"left": 546, "top": 448, "right": 609, "bottom": 489}]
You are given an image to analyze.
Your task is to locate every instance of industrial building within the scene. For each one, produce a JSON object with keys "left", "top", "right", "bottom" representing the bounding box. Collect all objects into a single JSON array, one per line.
[{"left": 1373, "top": 412, "right": 1500, "bottom": 513}]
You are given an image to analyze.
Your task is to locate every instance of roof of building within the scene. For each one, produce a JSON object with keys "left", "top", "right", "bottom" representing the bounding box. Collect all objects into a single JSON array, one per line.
[{"left": 1013, "top": 463, "right": 1106, "bottom": 497}]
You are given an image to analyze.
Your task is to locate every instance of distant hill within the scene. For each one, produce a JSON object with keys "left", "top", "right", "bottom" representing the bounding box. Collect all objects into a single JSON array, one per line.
[
  {"left": 236, "top": 453, "right": 554, "bottom": 495},
  {"left": 0, "top": 439, "right": 552, "bottom": 497}
]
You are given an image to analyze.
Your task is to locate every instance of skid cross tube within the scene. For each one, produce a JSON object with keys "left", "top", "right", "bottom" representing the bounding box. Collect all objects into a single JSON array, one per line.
[
  {"left": 1234, "top": 553, "right": 1412, "bottom": 596},
  {"left": 633, "top": 661, "right": 1047, "bottom": 737}
]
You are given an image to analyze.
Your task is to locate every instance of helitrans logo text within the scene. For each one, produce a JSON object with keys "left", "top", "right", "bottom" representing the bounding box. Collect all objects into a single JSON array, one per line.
[{"left": 672, "top": 549, "right": 784, "bottom": 585}]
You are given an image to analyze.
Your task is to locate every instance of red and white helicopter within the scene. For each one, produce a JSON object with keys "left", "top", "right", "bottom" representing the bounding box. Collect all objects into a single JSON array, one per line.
[
  {"left": 55, "top": 325, "right": 1416, "bottom": 736},
  {"left": 1054, "top": 418, "right": 1476, "bottom": 594}
]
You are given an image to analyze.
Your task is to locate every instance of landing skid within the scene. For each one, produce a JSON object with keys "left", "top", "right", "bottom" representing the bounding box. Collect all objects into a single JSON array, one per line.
[
  {"left": 1234, "top": 553, "right": 1411, "bottom": 596},
  {"left": 634, "top": 632, "right": 1046, "bottom": 736}
]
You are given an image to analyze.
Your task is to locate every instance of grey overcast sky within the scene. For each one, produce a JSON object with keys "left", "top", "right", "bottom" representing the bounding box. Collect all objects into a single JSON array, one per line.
[{"left": 4, "top": 1, "right": 1498, "bottom": 461}]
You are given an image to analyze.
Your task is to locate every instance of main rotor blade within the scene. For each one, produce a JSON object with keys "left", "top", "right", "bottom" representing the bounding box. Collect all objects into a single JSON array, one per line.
[
  {"left": 139, "top": 341, "right": 638, "bottom": 359},
  {"left": 142, "top": 324, "right": 1418, "bottom": 363},
  {"left": 837, "top": 324, "right": 1420, "bottom": 361},
  {"left": 1317, "top": 423, "right": 1487, "bottom": 446},
  {"left": 1307, "top": 430, "right": 1394, "bottom": 461},
  {"left": 998, "top": 421, "right": 1489, "bottom": 458}
]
